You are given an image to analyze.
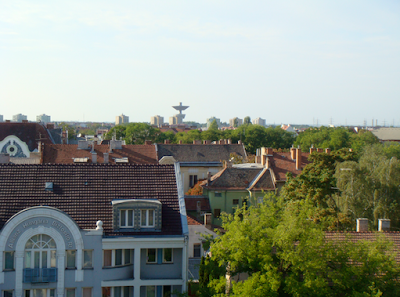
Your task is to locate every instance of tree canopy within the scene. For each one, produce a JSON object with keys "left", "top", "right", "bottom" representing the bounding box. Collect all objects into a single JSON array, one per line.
[{"left": 207, "top": 195, "right": 400, "bottom": 296}]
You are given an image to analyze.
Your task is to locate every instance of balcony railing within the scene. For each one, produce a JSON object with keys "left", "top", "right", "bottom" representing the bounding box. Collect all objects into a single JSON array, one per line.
[{"left": 23, "top": 268, "right": 57, "bottom": 283}]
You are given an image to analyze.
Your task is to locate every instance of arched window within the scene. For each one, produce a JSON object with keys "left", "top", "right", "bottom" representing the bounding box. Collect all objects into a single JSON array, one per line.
[{"left": 24, "top": 234, "right": 57, "bottom": 269}]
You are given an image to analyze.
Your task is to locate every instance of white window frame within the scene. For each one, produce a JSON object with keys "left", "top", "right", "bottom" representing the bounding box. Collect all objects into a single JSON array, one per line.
[
  {"left": 146, "top": 249, "right": 157, "bottom": 263},
  {"left": 119, "top": 209, "right": 134, "bottom": 228},
  {"left": 140, "top": 209, "right": 155, "bottom": 228},
  {"left": 103, "top": 249, "right": 133, "bottom": 267},
  {"left": 163, "top": 248, "right": 173, "bottom": 263}
]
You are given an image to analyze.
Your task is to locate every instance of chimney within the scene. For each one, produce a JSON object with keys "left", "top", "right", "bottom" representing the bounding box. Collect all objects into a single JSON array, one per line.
[
  {"left": 204, "top": 213, "right": 212, "bottom": 230},
  {"left": 38, "top": 142, "right": 42, "bottom": 153},
  {"left": 266, "top": 148, "right": 273, "bottom": 156},
  {"left": 103, "top": 152, "right": 109, "bottom": 164},
  {"left": 238, "top": 140, "right": 242, "bottom": 144},
  {"left": 349, "top": 148, "right": 353, "bottom": 152},
  {"left": 46, "top": 123, "right": 55, "bottom": 129},
  {"left": 296, "top": 148, "right": 301, "bottom": 170},
  {"left": 310, "top": 145, "right": 316, "bottom": 154},
  {"left": 5, "top": 120, "right": 10, "bottom": 123},
  {"left": 193, "top": 140, "right": 201, "bottom": 144},
  {"left": 207, "top": 171, "right": 211, "bottom": 186},
  {"left": 261, "top": 155, "right": 267, "bottom": 166},
  {"left": 266, "top": 157, "right": 270, "bottom": 169},
  {"left": 179, "top": 140, "right": 183, "bottom": 144},
  {"left": 227, "top": 139, "right": 232, "bottom": 144},
  {"left": 164, "top": 139, "right": 170, "bottom": 144},
  {"left": 317, "top": 148, "right": 323, "bottom": 153},
  {"left": 378, "top": 219, "right": 390, "bottom": 232},
  {"left": 325, "top": 148, "right": 331, "bottom": 154},
  {"left": 203, "top": 140, "right": 211, "bottom": 144},
  {"left": 356, "top": 218, "right": 368, "bottom": 232},
  {"left": 0, "top": 154, "right": 10, "bottom": 164},
  {"left": 91, "top": 151, "right": 97, "bottom": 163},
  {"left": 290, "top": 146, "right": 296, "bottom": 160},
  {"left": 144, "top": 140, "right": 152, "bottom": 145},
  {"left": 22, "top": 120, "right": 28, "bottom": 123},
  {"left": 78, "top": 140, "right": 89, "bottom": 150},
  {"left": 219, "top": 139, "right": 224, "bottom": 144}
]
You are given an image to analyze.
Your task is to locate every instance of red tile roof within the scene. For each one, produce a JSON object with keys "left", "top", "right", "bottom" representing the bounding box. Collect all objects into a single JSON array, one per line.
[
  {"left": 42, "top": 144, "right": 158, "bottom": 164},
  {"left": 0, "top": 164, "right": 182, "bottom": 236},
  {"left": 187, "top": 215, "right": 203, "bottom": 226},
  {"left": 270, "top": 152, "right": 310, "bottom": 181}
]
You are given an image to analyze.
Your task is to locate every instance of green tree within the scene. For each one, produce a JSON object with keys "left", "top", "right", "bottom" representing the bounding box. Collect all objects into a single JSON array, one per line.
[
  {"left": 243, "top": 116, "right": 251, "bottom": 125},
  {"left": 59, "top": 122, "right": 76, "bottom": 140},
  {"left": 105, "top": 123, "right": 161, "bottom": 144},
  {"left": 209, "top": 196, "right": 400, "bottom": 296},
  {"left": 209, "top": 119, "right": 219, "bottom": 130}
]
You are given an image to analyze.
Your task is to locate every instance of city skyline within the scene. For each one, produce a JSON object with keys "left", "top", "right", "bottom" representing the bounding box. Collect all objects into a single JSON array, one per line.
[{"left": 1, "top": 1, "right": 400, "bottom": 126}]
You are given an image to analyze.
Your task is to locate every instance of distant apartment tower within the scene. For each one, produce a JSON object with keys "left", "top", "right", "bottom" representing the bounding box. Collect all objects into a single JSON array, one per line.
[
  {"left": 252, "top": 117, "right": 266, "bottom": 126},
  {"left": 151, "top": 115, "right": 164, "bottom": 127},
  {"left": 0, "top": 115, "right": 3, "bottom": 122},
  {"left": 229, "top": 117, "right": 243, "bottom": 127},
  {"left": 206, "top": 117, "right": 221, "bottom": 128},
  {"left": 115, "top": 114, "right": 129, "bottom": 125},
  {"left": 36, "top": 114, "right": 51, "bottom": 124},
  {"left": 169, "top": 116, "right": 179, "bottom": 125},
  {"left": 12, "top": 113, "right": 27, "bottom": 122}
]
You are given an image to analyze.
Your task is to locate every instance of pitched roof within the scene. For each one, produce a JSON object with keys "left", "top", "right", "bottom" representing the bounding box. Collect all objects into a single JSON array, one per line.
[
  {"left": 269, "top": 152, "right": 310, "bottom": 181},
  {"left": 0, "top": 164, "right": 182, "bottom": 236},
  {"left": 0, "top": 122, "right": 54, "bottom": 151},
  {"left": 156, "top": 144, "right": 246, "bottom": 163},
  {"left": 42, "top": 144, "right": 158, "bottom": 164},
  {"left": 371, "top": 128, "right": 400, "bottom": 142},
  {"left": 202, "top": 167, "right": 275, "bottom": 191},
  {"left": 184, "top": 196, "right": 211, "bottom": 211},
  {"left": 187, "top": 215, "right": 203, "bottom": 226}
]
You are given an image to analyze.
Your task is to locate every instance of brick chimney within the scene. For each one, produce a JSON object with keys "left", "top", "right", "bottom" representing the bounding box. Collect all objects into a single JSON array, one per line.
[
  {"left": 144, "top": 140, "right": 152, "bottom": 145},
  {"left": 238, "top": 140, "right": 242, "bottom": 144},
  {"left": 378, "top": 219, "right": 390, "bottom": 231},
  {"left": 290, "top": 146, "right": 296, "bottom": 160},
  {"left": 227, "top": 139, "right": 232, "bottom": 144},
  {"left": 164, "top": 139, "right": 170, "bottom": 144},
  {"left": 325, "top": 148, "right": 331, "bottom": 154},
  {"left": 310, "top": 145, "right": 316, "bottom": 154},
  {"left": 317, "top": 148, "right": 323, "bottom": 153},
  {"left": 178, "top": 140, "right": 183, "bottom": 144},
  {"left": 356, "top": 218, "right": 368, "bottom": 232},
  {"left": 266, "top": 148, "right": 273, "bottom": 156},
  {"left": 296, "top": 148, "right": 301, "bottom": 170},
  {"left": 203, "top": 140, "right": 211, "bottom": 144},
  {"left": 261, "top": 155, "right": 267, "bottom": 166}
]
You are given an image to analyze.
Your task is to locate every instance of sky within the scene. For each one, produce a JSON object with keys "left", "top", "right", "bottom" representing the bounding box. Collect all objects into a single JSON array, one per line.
[{"left": 1, "top": 1, "right": 400, "bottom": 126}]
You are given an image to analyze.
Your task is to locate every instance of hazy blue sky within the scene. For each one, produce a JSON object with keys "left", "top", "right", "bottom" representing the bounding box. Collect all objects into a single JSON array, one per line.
[{"left": 1, "top": 1, "right": 400, "bottom": 126}]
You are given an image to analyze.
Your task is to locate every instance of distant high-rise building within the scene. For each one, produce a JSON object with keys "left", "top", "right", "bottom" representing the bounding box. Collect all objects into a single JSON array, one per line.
[
  {"left": 115, "top": 114, "right": 129, "bottom": 125},
  {"left": 169, "top": 116, "right": 179, "bottom": 125},
  {"left": 206, "top": 117, "right": 221, "bottom": 128},
  {"left": 151, "top": 115, "right": 164, "bottom": 127},
  {"left": 0, "top": 115, "right": 3, "bottom": 122},
  {"left": 36, "top": 114, "right": 51, "bottom": 124},
  {"left": 229, "top": 117, "right": 243, "bottom": 127},
  {"left": 12, "top": 113, "right": 27, "bottom": 122},
  {"left": 252, "top": 117, "right": 266, "bottom": 126}
]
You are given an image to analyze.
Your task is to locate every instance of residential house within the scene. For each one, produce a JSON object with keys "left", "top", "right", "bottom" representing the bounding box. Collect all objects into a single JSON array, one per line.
[
  {"left": 370, "top": 127, "right": 400, "bottom": 143},
  {"left": 156, "top": 142, "right": 247, "bottom": 193},
  {"left": 41, "top": 140, "right": 158, "bottom": 164},
  {"left": 0, "top": 161, "right": 188, "bottom": 297}
]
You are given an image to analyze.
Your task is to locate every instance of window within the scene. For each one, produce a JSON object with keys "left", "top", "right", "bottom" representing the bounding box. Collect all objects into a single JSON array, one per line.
[
  {"left": 103, "top": 250, "right": 112, "bottom": 267},
  {"left": 163, "top": 286, "right": 172, "bottom": 297},
  {"left": 189, "top": 175, "right": 198, "bottom": 188},
  {"left": 4, "top": 251, "right": 14, "bottom": 270},
  {"left": 163, "top": 248, "right": 173, "bottom": 263},
  {"left": 24, "top": 234, "right": 56, "bottom": 269},
  {"left": 193, "top": 244, "right": 201, "bottom": 258},
  {"left": 25, "top": 290, "right": 55, "bottom": 297},
  {"left": 103, "top": 249, "right": 132, "bottom": 267},
  {"left": 66, "top": 289, "right": 75, "bottom": 297},
  {"left": 102, "top": 287, "right": 111, "bottom": 297},
  {"left": 83, "top": 250, "right": 93, "bottom": 268},
  {"left": 141, "top": 209, "right": 154, "bottom": 227},
  {"left": 214, "top": 192, "right": 222, "bottom": 197},
  {"left": 233, "top": 199, "right": 239, "bottom": 205},
  {"left": 82, "top": 288, "right": 92, "bottom": 297},
  {"left": 214, "top": 209, "right": 221, "bottom": 218},
  {"left": 147, "top": 249, "right": 156, "bottom": 263},
  {"left": 120, "top": 209, "right": 134, "bottom": 228},
  {"left": 257, "top": 197, "right": 263, "bottom": 204},
  {"left": 66, "top": 250, "right": 76, "bottom": 269},
  {"left": 3, "top": 291, "right": 13, "bottom": 297},
  {"left": 146, "top": 286, "right": 155, "bottom": 297}
]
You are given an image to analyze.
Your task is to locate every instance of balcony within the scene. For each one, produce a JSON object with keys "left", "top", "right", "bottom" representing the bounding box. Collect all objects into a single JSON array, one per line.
[{"left": 23, "top": 268, "right": 57, "bottom": 283}]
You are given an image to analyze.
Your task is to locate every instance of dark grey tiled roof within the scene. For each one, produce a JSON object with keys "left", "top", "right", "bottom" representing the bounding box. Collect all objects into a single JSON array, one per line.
[
  {"left": 0, "top": 164, "right": 182, "bottom": 236},
  {"left": 156, "top": 144, "right": 246, "bottom": 163}
]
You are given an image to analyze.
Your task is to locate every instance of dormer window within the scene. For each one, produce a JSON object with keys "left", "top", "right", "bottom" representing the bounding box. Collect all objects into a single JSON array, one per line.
[
  {"left": 140, "top": 209, "right": 154, "bottom": 227},
  {"left": 112, "top": 199, "right": 162, "bottom": 231}
]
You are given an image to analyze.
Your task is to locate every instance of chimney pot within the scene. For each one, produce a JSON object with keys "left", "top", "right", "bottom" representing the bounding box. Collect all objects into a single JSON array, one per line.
[
  {"left": 378, "top": 219, "right": 390, "bottom": 231},
  {"left": 310, "top": 146, "right": 316, "bottom": 154},
  {"left": 291, "top": 147, "right": 296, "bottom": 160},
  {"left": 357, "top": 218, "right": 368, "bottom": 232},
  {"left": 317, "top": 148, "right": 323, "bottom": 153},
  {"left": 179, "top": 140, "right": 183, "bottom": 144},
  {"left": 325, "top": 148, "right": 331, "bottom": 154},
  {"left": 261, "top": 155, "right": 267, "bottom": 166},
  {"left": 164, "top": 139, "right": 170, "bottom": 144}
]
